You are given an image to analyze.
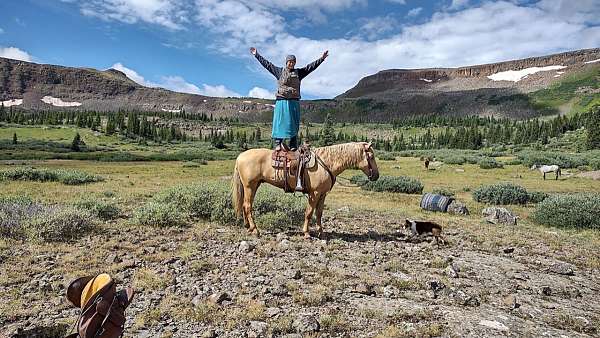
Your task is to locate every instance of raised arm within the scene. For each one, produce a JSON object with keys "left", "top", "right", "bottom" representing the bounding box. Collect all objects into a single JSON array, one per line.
[
  {"left": 250, "top": 47, "right": 282, "bottom": 79},
  {"left": 298, "top": 50, "right": 328, "bottom": 80}
]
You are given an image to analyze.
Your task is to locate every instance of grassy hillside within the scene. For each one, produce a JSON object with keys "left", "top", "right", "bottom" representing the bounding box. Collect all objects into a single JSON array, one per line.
[{"left": 530, "top": 64, "right": 600, "bottom": 115}]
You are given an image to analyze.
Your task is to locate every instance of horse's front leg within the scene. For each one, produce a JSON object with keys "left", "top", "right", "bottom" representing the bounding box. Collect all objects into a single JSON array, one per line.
[
  {"left": 315, "top": 194, "right": 327, "bottom": 239},
  {"left": 303, "top": 195, "right": 318, "bottom": 239}
]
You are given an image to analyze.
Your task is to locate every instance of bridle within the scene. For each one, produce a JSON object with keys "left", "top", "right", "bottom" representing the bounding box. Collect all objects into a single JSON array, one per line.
[{"left": 364, "top": 145, "right": 376, "bottom": 180}]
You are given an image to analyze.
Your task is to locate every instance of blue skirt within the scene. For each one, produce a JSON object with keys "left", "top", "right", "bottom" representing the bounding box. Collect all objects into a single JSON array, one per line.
[{"left": 272, "top": 99, "right": 300, "bottom": 138}]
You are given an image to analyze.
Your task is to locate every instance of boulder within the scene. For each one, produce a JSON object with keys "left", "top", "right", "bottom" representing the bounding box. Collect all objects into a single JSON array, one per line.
[
  {"left": 447, "top": 201, "right": 470, "bottom": 215},
  {"left": 482, "top": 207, "right": 518, "bottom": 225}
]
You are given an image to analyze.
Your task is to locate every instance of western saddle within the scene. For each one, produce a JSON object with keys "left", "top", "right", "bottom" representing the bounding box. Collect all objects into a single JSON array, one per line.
[{"left": 271, "top": 142, "right": 315, "bottom": 193}]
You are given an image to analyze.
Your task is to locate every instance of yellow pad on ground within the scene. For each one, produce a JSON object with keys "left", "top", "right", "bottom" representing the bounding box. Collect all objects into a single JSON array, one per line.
[{"left": 80, "top": 273, "right": 111, "bottom": 308}]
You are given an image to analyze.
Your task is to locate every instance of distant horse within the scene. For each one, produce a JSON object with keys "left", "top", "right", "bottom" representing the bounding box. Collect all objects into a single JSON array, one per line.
[
  {"left": 424, "top": 158, "right": 430, "bottom": 170},
  {"left": 531, "top": 164, "right": 562, "bottom": 180},
  {"left": 233, "top": 142, "right": 379, "bottom": 238}
]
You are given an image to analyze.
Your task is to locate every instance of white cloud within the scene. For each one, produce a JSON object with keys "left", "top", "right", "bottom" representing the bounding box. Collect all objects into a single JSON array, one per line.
[
  {"left": 0, "top": 28, "right": 4, "bottom": 34},
  {"left": 111, "top": 62, "right": 159, "bottom": 87},
  {"left": 243, "top": 0, "right": 600, "bottom": 97},
  {"left": 80, "top": 0, "right": 189, "bottom": 30},
  {"left": 387, "top": 0, "right": 406, "bottom": 4},
  {"left": 358, "top": 16, "right": 398, "bottom": 40},
  {"left": 111, "top": 63, "right": 241, "bottom": 97},
  {"left": 0, "top": 47, "right": 33, "bottom": 62},
  {"left": 449, "top": 0, "right": 470, "bottom": 10},
  {"left": 73, "top": 0, "right": 600, "bottom": 98},
  {"left": 406, "top": 7, "right": 423, "bottom": 17},
  {"left": 161, "top": 75, "right": 241, "bottom": 97},
  {"left": 248, "top": 87, "right": 274, "bottom": 99}
]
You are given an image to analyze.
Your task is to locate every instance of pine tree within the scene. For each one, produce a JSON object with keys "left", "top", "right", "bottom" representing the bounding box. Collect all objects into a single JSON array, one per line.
[
  {"left": 12, "top": 132, "right": 17, "bottom": 145},
  {"left": 586, "top": 104, "right": 600, "bottom": 150},
  {"left": 255, "top": 126, "right": 261, "bottom": 143},
  {"left": 321, "top": 112, "right": 335, "bottom": 146},
  {"left": 71, "top": 132, "right": 82, "bottom": 151}
]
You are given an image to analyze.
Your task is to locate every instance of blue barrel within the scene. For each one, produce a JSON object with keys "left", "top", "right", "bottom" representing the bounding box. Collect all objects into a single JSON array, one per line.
[{"left": 420, "top": 193, "right": 454, "bottom": 212}]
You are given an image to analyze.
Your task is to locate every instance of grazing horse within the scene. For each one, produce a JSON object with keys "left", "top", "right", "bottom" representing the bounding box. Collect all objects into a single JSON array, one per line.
[
  {"left": 232, "top": 142, "right": 379, "bottom": 238},
  {"left": 531, "top": 164, "right": 562, "bottom": 180}
]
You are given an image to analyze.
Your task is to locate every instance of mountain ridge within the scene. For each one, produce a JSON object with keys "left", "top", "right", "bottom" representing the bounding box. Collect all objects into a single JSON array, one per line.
[{"left": 1, "top": 48, "right": 599, "bottom": 121}]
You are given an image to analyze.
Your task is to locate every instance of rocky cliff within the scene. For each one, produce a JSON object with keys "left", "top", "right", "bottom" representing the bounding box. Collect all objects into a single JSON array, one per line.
[{"left": 339, "top": 48, "right": 600, "bottom": 99}]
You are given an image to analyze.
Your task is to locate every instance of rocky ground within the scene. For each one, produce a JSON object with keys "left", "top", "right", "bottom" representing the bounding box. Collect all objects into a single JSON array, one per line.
[{"left": 2, "top": 208, "right": 600, "bottom": 338}]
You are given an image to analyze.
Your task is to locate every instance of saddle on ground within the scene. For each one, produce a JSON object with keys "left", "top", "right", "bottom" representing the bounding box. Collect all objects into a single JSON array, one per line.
[
  {"left": 271, "top": 143, "right": 315, "bottom": 192},
  {"left": 65, "top": 273, "right": 134, "bottom": 338}
]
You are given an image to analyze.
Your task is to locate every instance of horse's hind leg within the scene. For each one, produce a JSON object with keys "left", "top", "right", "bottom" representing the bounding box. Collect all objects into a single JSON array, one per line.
[
  {"left": 243, "top": 183, "right": 260, "bottom": 236},
  {"left": 315, "top": 194, "right": 327, "bottom": 239}
]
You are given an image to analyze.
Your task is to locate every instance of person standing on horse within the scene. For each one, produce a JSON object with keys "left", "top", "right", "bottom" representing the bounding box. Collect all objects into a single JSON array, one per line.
[{"left": 250, "top": 47, "right": 328, "bottom": 150}]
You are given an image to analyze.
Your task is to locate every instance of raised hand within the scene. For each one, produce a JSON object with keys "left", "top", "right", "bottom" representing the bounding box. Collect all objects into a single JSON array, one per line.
[
  {"left": 250, "top": 47, "right": 257, "bottom": 55},
  {"left": 322, "top": 50, "right": 329, "bottom": 60}
]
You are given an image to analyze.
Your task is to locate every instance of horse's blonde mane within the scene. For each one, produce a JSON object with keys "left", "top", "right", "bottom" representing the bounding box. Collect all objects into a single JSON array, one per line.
[{"left": 314, "top": 142, "right": 366, "bottom": 169}]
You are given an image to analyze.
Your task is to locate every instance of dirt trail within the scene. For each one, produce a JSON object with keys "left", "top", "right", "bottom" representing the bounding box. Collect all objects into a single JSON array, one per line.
[{"left": 1, "top": 210, "right": 599, "bottom": 337}]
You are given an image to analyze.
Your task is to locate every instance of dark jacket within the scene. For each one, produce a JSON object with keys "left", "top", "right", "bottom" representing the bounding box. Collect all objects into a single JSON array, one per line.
[{"left": 255, "top": 52, "right": 325, "bottom": 99}]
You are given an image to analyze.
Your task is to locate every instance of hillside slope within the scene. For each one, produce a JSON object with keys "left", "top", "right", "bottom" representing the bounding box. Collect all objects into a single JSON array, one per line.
[
  {"left": 1, "top": 48, "right": 599, "bottom": 121},
  {"left": 0, "top": 57, "right": 272, "bottom": 119},
  {"left": 325, "top": 48, "right": 600, "bottom": 120}
]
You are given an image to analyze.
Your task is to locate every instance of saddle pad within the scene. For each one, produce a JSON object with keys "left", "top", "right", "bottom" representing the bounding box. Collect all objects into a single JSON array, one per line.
[
  {"left": 81, "top": 273, "right": 112, "bottom": 307},
  {"left": 420, "top": 193, "right": 454, "bottom": 213}
]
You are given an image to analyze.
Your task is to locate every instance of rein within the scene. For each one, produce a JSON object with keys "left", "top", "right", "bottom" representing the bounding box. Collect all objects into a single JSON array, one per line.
[{"left": 314, "top": 154, "right": 336, "bottom": 191}]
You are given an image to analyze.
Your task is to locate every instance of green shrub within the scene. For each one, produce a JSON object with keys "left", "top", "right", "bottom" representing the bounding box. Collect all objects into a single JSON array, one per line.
[
  {"left": 153, "top": 183, "right": 227, "bottom": 219},
  {"left": 132, "top": 202, "right": 187, "bottom": 227},
  {"left": 532, "top": 193, "right": 600, "bottom": 229},
  {"left": 589, "top": 158, "right": 600, "bottom": 170},
  {"left": 528, "top": 191, "right": 549, "bottom": 203},
  {"left": 1, "top": 197, "right": 96, "bottom": 241},
  {"left": 143, "top": 182, "right": 305, "bottom": 229},
  {"left": 517, "top": 151, "right": 587, "bottom": 169},
  {"left": 478, "top": 157, "right": 504, "bottom": 169},
  {"left": 377, "top": 153, "right": 395, "bottom": 161},
  {"left": 443, "top": 155, "right": 467, "bottom": 165},
  {"left": 504, "top": 158, "right": 522, "bottom": 166},
  {"left": 73, "top": 198, "right": 120, "bottom": 220},
  {"left": 349, "top": 174, "right": 368, "bottom": 185},
  {"left": 251, "top": 186, "right": 305, "bottom": 230},
  {"left": 431, "top": 187, "right": 455, "bottom": 197},
  {"left": 0, "top": 167, "right": 102, "bottom": 185},
  {"left": 362, "top": 176, "right": 423, "bottom": 194},
  {"left": 182, "top": 161, "right": 200, "bottom": 168},
  {"left": 473, "top": 182, "right": 529, "bottom": 205},
  {"left": 25, "top": 207, "right": 95, "bottom": 242}
]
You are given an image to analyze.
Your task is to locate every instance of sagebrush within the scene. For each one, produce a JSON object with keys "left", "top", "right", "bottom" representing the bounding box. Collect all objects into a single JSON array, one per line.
[
  {"left": 0, "top": 167, "right": 103, "bottom": 185},
  {"left": 532, "top": 193, "right": 600, "bottom": 229},
  {"left": 472, "top": 183, "right": 529, "bottom": 205},
  {"left": 362, "top": 176, "right": 423, "bottom": 194},
  {"left": 0, "top": 196, "right": 95, "bottom": 241}
]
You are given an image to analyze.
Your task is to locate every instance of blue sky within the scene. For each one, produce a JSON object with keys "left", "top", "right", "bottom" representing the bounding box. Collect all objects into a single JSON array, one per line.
[{"left": 0, "top": 0, "right": 598, "bottom": 99}]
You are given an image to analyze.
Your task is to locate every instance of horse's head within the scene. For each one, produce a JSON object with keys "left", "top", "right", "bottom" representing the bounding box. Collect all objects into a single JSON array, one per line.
[
  {"left": 530, "top": 164, "right": 538, "bottom": 170},
  {"left": 359, "top": 142, "right": 379, "bottom": 181}
]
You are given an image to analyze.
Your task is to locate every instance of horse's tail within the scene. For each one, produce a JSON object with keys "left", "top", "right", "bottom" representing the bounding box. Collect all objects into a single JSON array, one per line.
[
  {"left": 232, "top": 160, "right": 244, "bottom": 218},
  {"left": 558, "top": 167, "right": 562, "bottom": 176}
]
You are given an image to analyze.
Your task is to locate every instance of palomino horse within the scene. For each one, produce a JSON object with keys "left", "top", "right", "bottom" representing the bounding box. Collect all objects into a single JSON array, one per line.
[
  {"left": 232, "top": 142, "right": 379, "bottom": 238},
  {"left": 531, "top": 164, "right": 562, "bottom": 180}
]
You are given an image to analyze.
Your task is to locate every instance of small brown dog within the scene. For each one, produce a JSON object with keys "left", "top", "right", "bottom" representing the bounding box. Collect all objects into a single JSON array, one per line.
[{"left": 404, "top": 218, "right": 445, "bottom": 245}]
